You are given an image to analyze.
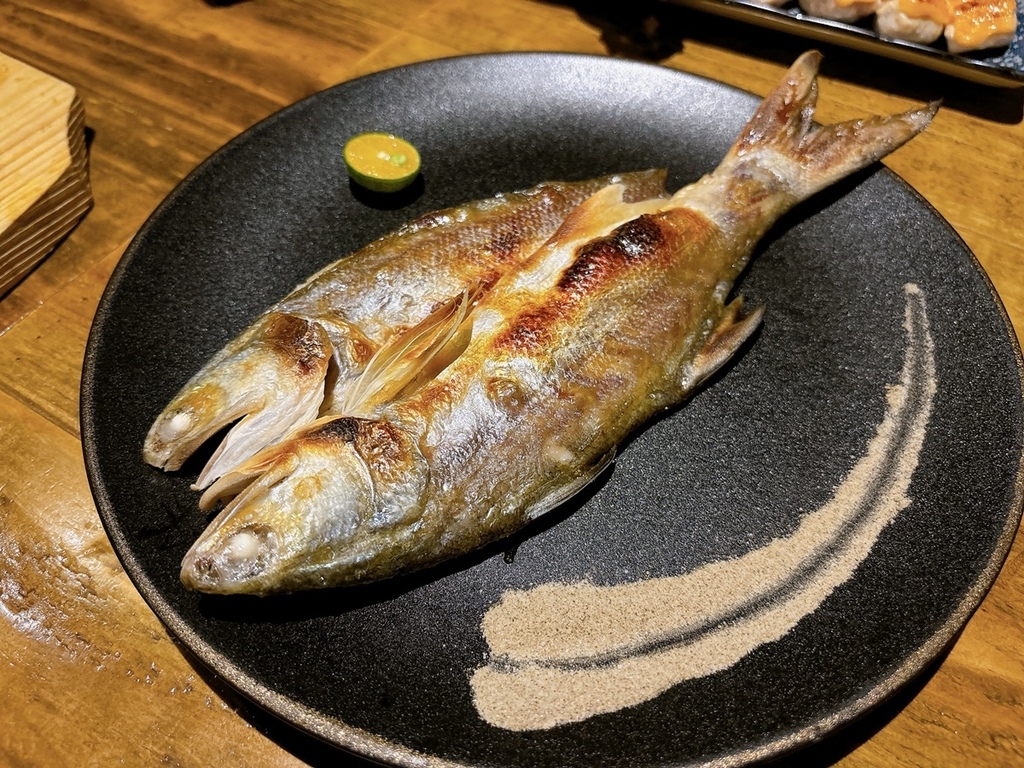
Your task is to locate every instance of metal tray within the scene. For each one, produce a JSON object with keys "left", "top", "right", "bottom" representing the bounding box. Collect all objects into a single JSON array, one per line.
[{"left": 667, "top": 0, "right": 1024, "bottom": 86}]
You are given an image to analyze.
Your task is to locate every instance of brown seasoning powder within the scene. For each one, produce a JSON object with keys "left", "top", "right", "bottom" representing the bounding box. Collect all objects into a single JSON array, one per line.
[{"left": 471, "top": 284, "right": 936, "bottom": 731}]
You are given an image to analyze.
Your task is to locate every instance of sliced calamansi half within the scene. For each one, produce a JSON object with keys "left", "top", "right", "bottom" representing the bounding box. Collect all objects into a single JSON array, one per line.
[{"left": 343, "top": 132, "right": 421, "bottom": 193}]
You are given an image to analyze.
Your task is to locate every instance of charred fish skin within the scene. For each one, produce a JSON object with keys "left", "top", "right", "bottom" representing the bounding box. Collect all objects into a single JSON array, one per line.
[
  {"left": 143, "top": 170, "right": 669, "bottom": 488},
  {"left": 180, "top": 52, "right": 937, "bottom": 595}
]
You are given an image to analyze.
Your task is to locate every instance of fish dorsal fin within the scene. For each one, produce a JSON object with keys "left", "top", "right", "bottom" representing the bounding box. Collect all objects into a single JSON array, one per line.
[
  {"left": 544, "top": 183, "right": 665, "bottom": 251},
  {"left": 340, "top": 285, "right": 481, "bottom": 418},
  {"left": 544, "top": 183, "right": 628, "bottom": 248},
  {"left": 682, "top": 297, "right": 764, "bottom": 393},
  {"left": 509, "top": 184, "right": 667, "bottom": 292}
]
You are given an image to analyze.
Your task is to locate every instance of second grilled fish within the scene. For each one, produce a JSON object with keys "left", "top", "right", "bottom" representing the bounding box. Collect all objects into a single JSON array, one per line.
[
  {"left": 180, "top": 52, "right": 938, "bottom": 595},
  {"left": 143, "top": 170, "right": 668, "bottom": 489}
]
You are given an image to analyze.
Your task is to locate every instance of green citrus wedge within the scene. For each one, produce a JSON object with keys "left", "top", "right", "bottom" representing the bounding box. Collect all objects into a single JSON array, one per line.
[{"left": 343, "top": 132, "right": 421, "bottom": 193}]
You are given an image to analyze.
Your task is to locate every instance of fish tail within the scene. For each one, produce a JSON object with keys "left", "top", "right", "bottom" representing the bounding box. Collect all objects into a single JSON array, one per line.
[{"left": 714, "top": 50, "right": 938, "bottom": 203}]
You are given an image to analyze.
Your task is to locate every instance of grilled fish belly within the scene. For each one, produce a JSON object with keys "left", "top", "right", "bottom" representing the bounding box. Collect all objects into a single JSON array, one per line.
[{"left": 180, "top": 51, "right": 937, "bottom": 595}]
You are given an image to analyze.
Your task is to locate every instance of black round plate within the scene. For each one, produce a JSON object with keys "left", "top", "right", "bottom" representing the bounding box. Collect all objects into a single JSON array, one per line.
[{"left": 81, "top": 53, "right": 1024, "bottom": 767}]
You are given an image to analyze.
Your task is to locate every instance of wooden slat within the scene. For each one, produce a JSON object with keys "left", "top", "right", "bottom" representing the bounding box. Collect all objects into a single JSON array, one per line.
[{"left": 0, "top": 52, "right": 91, "bottom": 297}]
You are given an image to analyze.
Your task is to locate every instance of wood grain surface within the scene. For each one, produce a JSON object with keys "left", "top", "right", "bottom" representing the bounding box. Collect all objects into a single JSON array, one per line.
[
  {"left": 1, "top": 1, "right": 1022, "bottom": 766},
  {"left": 0, "top": 52, "right": 91, "bottom": 296}
]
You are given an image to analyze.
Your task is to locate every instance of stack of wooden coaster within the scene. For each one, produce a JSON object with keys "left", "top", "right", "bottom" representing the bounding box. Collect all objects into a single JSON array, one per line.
[{"left": 0, "top": 52, "right": 92, "bottom": 296}]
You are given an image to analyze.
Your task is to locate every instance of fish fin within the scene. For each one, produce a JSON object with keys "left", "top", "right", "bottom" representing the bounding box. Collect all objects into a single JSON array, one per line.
[
  {"left": 197, "top": 436, "right": 295, "bottom": 510},
  {"left": 538, "top": 173, "right": 669, "bottom": 245},
  {"left": 540, "top": 184, "right": 666, "bottom": 256},
  {"left": 198, "top": 464, "right": 266, "bottom": 512},
  {"left": 340, "top": 285, "right": 482, "bottom": 418},
  {"left": 682, "top": 297, "right": 764, "bottom": 392},
  {"left": 525, "top": 449, "right": 616, "bottom": 521},
  {"left": 195, "top": 413, "right": 345, "bottom": 510},
  {"left": 615, "top": 168, "right": 670, "bottom": 202},
  {"left": 713, "top": 50, "right": 938, "bottom": 202},
  {"left": 508, "top": 184, "right": 668, "bottom": 292},
  {"left": 544, "top": 184, "right": 628, "bottom": 247},
  {"left": 398, "top": 323, "right": 474, "bottom": 395}
]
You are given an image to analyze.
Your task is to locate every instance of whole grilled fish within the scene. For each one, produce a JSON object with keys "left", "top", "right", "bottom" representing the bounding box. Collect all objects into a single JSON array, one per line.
[
  {"left": 143, "top": 170, "right": 668, "bottom": 489},
  {"left": 179, "top": 52, "right": 937, "bottom": 595}
]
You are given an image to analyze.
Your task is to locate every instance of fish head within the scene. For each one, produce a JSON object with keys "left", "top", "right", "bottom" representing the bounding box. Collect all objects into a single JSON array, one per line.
[
  {"left": 143, "top": 312, "right": 334, "bottom": 485},
  {"left": 180, "top": 416, "right": 428, "bottom": 595}
]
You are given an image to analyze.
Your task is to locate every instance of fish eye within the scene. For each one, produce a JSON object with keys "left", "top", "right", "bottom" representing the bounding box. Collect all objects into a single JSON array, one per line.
[{"left": 217, "top": 524, "right": 278, "bottom": 581}]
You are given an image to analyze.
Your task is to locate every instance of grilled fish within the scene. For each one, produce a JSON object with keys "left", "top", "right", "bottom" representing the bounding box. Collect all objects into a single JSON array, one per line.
[
  {"left": 178, "top": 52, "right": 937, "bottom": 594},
  {"left": 143, "top": 170, "right": 669, "bottom": 489}
]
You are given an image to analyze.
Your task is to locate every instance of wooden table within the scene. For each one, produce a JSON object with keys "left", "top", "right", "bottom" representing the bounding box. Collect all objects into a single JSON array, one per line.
[{"left": 1, "top": 1, "right": 1022, "bottom": 765}]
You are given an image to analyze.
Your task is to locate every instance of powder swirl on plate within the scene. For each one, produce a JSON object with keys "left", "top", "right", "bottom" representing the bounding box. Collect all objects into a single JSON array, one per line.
[{"left": 471, "top": 284, "right": 936, "bottom": 731}]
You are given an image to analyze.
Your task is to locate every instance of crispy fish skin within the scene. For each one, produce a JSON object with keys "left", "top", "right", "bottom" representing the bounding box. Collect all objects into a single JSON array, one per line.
[
  {"left": 180, "top": 52, "right": 938, "bottom": 595},
  {"left": 143, "top": 170, "right": 668, "bottom": 488}
]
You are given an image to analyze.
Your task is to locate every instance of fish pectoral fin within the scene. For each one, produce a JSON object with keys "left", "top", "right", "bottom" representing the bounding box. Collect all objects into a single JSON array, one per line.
[
  {"left": 340, "top": 285, "right": 481, "bottom": 417},
  {"left": 682, "top": 297, "right": 764, "bottom": 393},
  {"left": 525, "top": 449, "right": 616, "bottom": 521},
  {"left": 197, "top": 429, "right": 310, "bottom": 511}
]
